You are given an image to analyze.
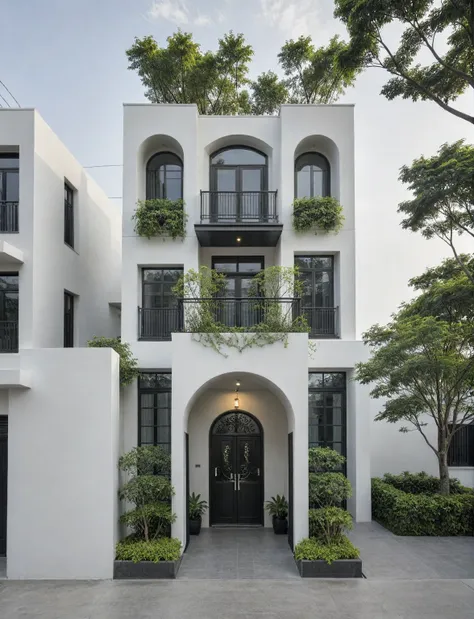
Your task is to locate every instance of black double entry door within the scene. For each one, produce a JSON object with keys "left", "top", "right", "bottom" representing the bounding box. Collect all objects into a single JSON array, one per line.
[{"left": 210, "top": 412, "right": 263, "bottom": 525}]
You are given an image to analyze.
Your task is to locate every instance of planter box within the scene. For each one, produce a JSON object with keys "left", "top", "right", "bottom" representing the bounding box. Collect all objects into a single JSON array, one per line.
[
  {"left": 114, "top": 556, "right": 182, "bottom": 579},
  {"left": 296, "top": 558, "right": 362, "bottom": 578}
]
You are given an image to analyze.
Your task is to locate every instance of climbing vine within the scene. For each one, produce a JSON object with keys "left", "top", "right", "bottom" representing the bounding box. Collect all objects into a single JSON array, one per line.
[
  {"left": 133, "top": 198, "right": 187, "bottom": 239},
  {"left": 173, "top": 266, "right": 311, "bottom": 357},
  {"left": 293, "top": 196, "right": 344, "bottom": 234},
  {"left": 87, "top": 336, "right": 139, "bottom": 386}
]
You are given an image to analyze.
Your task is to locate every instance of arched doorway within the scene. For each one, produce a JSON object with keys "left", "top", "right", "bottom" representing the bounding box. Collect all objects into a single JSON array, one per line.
[{"left": 209, "top": 411, "right": 264, "bottom": 525}]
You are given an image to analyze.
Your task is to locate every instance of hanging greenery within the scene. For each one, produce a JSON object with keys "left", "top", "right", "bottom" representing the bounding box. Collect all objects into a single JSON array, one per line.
[
  {"left": 133, "top": 199, "right": 187, "bottom": 240},
  {"left": 293, "top": 196, "right": 344, "bottom": 234},
  {"left": 173, "top": 265, "right": 311, "bottom": 356},
  {"left": 87, "top": 336, "right": 139, "bottom": 386}
]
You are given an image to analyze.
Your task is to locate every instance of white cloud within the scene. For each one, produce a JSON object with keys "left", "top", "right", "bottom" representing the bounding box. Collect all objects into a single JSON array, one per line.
[
  {"left": 259, "top": 0, "right": 334, "bottom": 39},
  {"left": 148, "top": 1, "right": 213, "bottom": 27}
]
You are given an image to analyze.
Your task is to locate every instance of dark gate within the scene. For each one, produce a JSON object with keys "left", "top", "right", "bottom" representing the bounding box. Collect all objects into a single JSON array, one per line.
[
  {"left": 287, "top": 432, "right": 293, "bottom": 550},
  {"left": 185, "top": 432, "right": 190, "bottom": 551},
  {"left": 0, "top": 416, "right": 7, "bottom": 556}
]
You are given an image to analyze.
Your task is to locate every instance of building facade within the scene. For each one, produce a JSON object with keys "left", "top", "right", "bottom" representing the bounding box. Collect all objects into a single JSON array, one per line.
[{"left": 121, "top": 103, "right": 372, "bottom": 549}]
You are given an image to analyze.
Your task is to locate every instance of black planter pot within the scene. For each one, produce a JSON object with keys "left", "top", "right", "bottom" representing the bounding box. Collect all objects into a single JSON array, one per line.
[
  {"left": 114, "top": 557, "right": 182, "bottom": 579},
  {"left": 189, "top": 517, "right": 202, "bottom": 535},
  {"left": 272, "top": 516, "right": 288, "bottom": 535},
  {"left": 296, "top": 558, "right": 362, "bottom": 578}
]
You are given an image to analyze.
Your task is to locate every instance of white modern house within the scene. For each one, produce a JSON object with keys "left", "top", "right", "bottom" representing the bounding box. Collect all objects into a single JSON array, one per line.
[
  {"left": 121, "top": 103, "right": 372, "bottom": 550},
  {"left": 0, "top": 109, "right": 122, "bottom": 579}
]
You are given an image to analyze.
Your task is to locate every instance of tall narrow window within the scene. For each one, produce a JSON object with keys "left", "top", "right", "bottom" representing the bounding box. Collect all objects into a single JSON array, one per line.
[
  {"left": 64, "top": 182, "right": 74, "bottom": 248},
  {"left": 138, "top": 372, "right": 171, "bottom": 454},
  {"left": 64, "top": 291, "right": 74, "bottom": 347},
  {"left": 0, "top": 273, "right": 18, "bottom": 352},
  {"left": 0, "top": 154, "right": 19, "bottom": 232},
  {"left": 140, "top": 268, "right": 183, "bottom": 340},
  {"left": 308, "top": 372, "right": 346, "bottom": 460},
  {"left": 146, "top": 153, "right": 183, "bottom": 200},
  {"left": 448, "top": 424, "right": 474, "bottom": 467},
  {"left": 296, "top": 256, "right": 336, "bottom": 337},
  {"left": 295, "top": 152, "right": 330, "bottom": 198}
]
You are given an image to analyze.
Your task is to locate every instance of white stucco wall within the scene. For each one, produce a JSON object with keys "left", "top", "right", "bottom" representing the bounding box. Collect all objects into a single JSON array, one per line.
[
  {"left": 6, "top": 348, "right": 120, "bottom": 579},
  {"left": 0, "top": 109, "right": 122, "bottom": 349},
  {"left": 188, "top": 388, "right": 288, "bottom": 528}
]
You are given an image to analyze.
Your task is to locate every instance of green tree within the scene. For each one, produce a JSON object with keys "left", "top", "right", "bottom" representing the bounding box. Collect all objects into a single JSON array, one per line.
[
  {"left": 356, "top": 306, "right": 474, "bottom": 495},
  {"left": 127, "top": 30, "right": 358, "bottom": 114},
  {"left": 398, "top": 141, "right": 474, "bottom": 284},
  {"left": 334, "top": 0, "right": 474, "bottom": 125}
]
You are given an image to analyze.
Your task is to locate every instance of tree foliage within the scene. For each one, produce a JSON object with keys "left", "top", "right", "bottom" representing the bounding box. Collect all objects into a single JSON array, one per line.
[
  {"left": 334, "top": 0, "right": 474, "bottom": 125},
  {"left": 87, "top": 337, "right": 139, "bottom": 387},
  {"left": 398, "top": 141, "right": 474, "bottom": 284},
  {"left": 293, "top": 196, "right": 345, "bottom": 234},
  {"left": 133, "top": 199, "right": 187, "bottom": 240},
  {"left": 127, "top": 30, "right": 358, "bottom": 114}
]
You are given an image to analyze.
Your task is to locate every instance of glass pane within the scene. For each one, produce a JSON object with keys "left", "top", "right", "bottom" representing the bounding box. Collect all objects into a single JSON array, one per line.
[
  {"left": 309, "top": 392, "right": 324, "bottom": 406},
  {"left": 211, "top": 148, "right": 265, "bottom": 165},
  {"left": 139, "top": 373, "right": 171, "bottom": 389},
  {"left": 214, "top": 261, "right": 237, "bottom": 273},
  {"left": 0, "top": 275, "right": 18, "bottom": 290},
  {"left": 295, "top": 256, "right": 312, "bottom": 269},
  {"left": 165, "top": 175, "right": 182, "bottom": 200},
  {"left": 309, "top": 426, "right": 319, "bottom": 443},
  {"left": 224, "top": 278, "right": 236, "bottom": 297},
  {"left": 237, "top": 261, "right": 262, "bottom": 273},
  {"left": 296, "top": 166, "right": 311, "bottom": 198},
  {"left": 163, "top": 269, "right": 181, "bottom": 282},
  {"left": 308, "top": 373, "right": 324, "bottom": 388},
  {"left": 216, "top": 168, "right": 237, "bottom": 192},
  {"left": 313, "top": 257, "right": 333, "bottom": 271},
  {"left": 157, "top": 408, "right": 170, "bottom": 427},
  {"left": 5, "top": 171, "right": 19, "bottom": 201},
  {"left": 140, "top": 393, "right": 155, "bottom": 408},
  {"left": 157, "top": 392, "right": 171, "bottom": 408},
  {"left": 143, "top": 269, "right": 162, "bottom": 283},
  {"left": 147, "top": 152, "right": 182, "bottom": 171},
  {"left": 0, "top": 155, "right": 19, "bottom": 169},
  {"left": 140, "top": 426, "right": 154, "bottom": 444},
  {"left": 312, "top": 167, "right": 324, "bottom": 197},
  {"left": 140, "top": 408, "right": 155, "bottom": 426},
  {"left": 324, "top": 374, "right": 345, "bottom": 389},
  {"left": 241, "top": 168, "right": 262, "bottom": 191},
  {"left": 156, "top": 427, "right": 171, "bottom": 444}
]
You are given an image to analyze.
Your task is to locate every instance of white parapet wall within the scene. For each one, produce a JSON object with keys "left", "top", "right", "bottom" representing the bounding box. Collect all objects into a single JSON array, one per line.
[{"left": 6, "top": 348, "right": 120, "bottom": 579}]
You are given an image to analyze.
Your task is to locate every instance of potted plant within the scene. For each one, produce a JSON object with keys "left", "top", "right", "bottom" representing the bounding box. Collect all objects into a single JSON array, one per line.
[
  {"left": 265, "top": 495, "right": 288, "bottom": 534},
  {"left": 189, "top": 492, "right": 208, "bottom": 535}
]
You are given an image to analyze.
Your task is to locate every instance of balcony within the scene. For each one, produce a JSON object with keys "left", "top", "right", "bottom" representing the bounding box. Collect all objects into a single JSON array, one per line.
[
  {"left": 137, "top": 302, "right": 339, "bottom": 340},
  {"left": 0, "top": 201, "right": 19, "bottom": 233},
  {"left": 195, "top": 191, "right": 282, "bottom": 247},
  {"left": 0, "top": 321, "right": 18, "bottom": 352}
]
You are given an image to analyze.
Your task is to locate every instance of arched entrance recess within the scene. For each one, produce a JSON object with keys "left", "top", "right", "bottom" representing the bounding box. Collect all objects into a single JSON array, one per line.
[{"left": 209, "top": 410, "right": 263, "bottom": 525}]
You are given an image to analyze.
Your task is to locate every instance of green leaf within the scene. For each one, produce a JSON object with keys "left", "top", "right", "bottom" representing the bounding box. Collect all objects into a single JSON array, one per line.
[
  {"left": 116, "top": 538, "right": 181, "bottom": 563},
  {"left": 87, "top": 337, "right": 139, "bottom": 387},
  {"left": 293, "top": 197, "right": 344, "bottom": 234},
  {"left": 294, "top": 535, "right": 359, "bottom": 563}
]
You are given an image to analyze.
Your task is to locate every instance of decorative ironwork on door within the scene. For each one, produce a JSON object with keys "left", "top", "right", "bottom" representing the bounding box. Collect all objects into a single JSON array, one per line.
[{"left": 212, "top": 412, "right": 260, "bottom": 435}]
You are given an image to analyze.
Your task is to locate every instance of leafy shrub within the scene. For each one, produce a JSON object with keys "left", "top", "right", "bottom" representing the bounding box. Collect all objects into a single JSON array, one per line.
[
  {"left": 309, "top": 446, "right": 345, "bottom": 472},
  {"left": 133, "top": 198, "right": 187, "bottom": 239},
  {"left": 309, "top": 472, "right": 352, "bottom": 508},
  {"left": 382, "top": 471, "right": 469, "bottom": 496},
  {"left": 87, "top": 337, "right": 139, "bottom": 386},
  {"left": 265, "top": 494, "right": 288, "bottom": 519},
  {"left": 309, "top": 507, "right": 353, "bottom": 543},
  {"left": 293, "top": 196, "right": 344, "bottom": 234},
  {"left": 119, "top": 446, "right": 175, "bottom": 541},
  {"left": 294, "top": 535, "right": 359, "bottom": 564},
  {"left": 372, "top": 478, "right": 474, "bottom": 536},
  {"left": 189, "top": 493, "right": 208, "bottom": 520},
  {"left": 116, "top": 538, "right": 181, "bottom": 563}
]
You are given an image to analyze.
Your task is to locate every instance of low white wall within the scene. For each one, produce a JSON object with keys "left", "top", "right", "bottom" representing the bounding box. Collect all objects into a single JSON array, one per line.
[
  {"left": 7, "top": 348, "right": 120, "bottom": 579},
  {"left": 188, "top": 389, "right": 288, "bottom": 528},
  {"left": 449, "top": 468, "right": 474, "bottom": 489}
]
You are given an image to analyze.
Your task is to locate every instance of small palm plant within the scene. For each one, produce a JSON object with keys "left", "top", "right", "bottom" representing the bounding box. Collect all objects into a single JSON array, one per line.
[
  {"left": 188, "top": 493, "right": 208, "bottom": 535},
  {"left": 265, "top": 494, "right": 288, "bottom": 534}
]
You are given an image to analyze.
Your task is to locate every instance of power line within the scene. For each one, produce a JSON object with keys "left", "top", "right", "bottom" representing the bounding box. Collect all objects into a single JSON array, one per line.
[
  {"left": 84, "top": 164, "right": 123, "bottom": 169},
  {"left": 0, "top": 92, "right": 10, "bottom": 108},
  {"left": 0, "top": 80, "right": 20, "bottom": 107},
  {"left": 108, "top": 196, "right": 122, "bottom": 199}
]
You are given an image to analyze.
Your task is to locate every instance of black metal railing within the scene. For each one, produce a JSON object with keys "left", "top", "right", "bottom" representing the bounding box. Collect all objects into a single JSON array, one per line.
[
  {"left": 200, "top": 191, "right": 278, "bottom": 223},
  {"left": 138, "top": 307, "right": 183, "bottom": 341},
  {"left": 302, "top": 307, "right": 338, "bottom": 338},
  {"left": 181, "top": 297, "right": 300, "bottom": 330},
  {"left": 0, "top": 201, "right": 19, "bottom": 232},
  {"left": 0, "top": 321, "right": 18, "bottom": 352}
]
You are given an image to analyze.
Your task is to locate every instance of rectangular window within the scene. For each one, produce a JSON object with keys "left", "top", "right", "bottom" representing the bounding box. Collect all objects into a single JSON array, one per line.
[
  {"left": 138, "top": 372, "right": 171, "bottom": 453},
  {"left": 64, "top": 182, "right": 74, "bottom": 248},
  {"left": 0, "top": 273, "right": 18, "bottom": 352},
  {"left": 64, "top": 291, "right": 74, "bottom": 347},
  {"left": 308, "top": 372, "right": 346, "bottom": 463},
  {"left": 296, "top": 256, "right": 336, "bottom": 337},
  {"left": 448, "top": 424, "right": 474, "bottom": 467},
  {"left": 140, "top": 268, "right": 183, "bottom": 340},
  {"left": 0, "top": 154, "right": 19, "bottom": 232}
]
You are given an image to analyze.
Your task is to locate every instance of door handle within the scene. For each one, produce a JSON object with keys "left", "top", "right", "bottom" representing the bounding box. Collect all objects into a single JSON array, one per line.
[
  {"left": 214, "top": 467, "right": 218, "bottom": 477},
  {"left": 237, "top": 473, "right": 241, "bottom": 491},
  {"left": 233, "top": 473, "right": 238, "bottom": 491}
]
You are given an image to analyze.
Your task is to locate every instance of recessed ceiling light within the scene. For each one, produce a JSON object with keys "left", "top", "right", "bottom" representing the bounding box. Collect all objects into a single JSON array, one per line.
[{"left": 236, "top": 237, "right": 241, "bottom": 242}]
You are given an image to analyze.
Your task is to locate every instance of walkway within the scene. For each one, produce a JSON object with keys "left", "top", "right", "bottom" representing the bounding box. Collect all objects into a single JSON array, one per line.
[
  {"left": 179, "top": 527, "right": 300, "bottom": 580},
  {"left": 349, "top": 521, "right": 474, "bottom": 579}
]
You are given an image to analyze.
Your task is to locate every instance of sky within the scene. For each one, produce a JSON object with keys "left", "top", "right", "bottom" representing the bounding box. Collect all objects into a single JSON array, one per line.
[{"left": 2, "top": 0, "right": 473, "bottom": 330}]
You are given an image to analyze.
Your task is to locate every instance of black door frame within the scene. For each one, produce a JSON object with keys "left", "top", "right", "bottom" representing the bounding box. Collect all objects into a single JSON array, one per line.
[
  {"left": 208, "top": 410, "right": 264, "bottom": 526},
  {"left": 287, "top": 432, "right": 294, "bottom": 550},
  {"left": 0, "top": 416, "right": 7, "bottom": 557}
]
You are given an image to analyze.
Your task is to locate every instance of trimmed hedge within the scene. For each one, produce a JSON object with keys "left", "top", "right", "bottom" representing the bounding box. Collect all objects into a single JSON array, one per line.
[
  {"left": 116, "top": 538, "right": 182, "bottom": 563},
  {"left": 372, "top": 478, "right": 474, "bottom": 536},
  {"left": 382, "top": 471, "right": 469, "bottom": 496},
  {"left": 294, "top": 535, "right": 359, "bottom": 564}
]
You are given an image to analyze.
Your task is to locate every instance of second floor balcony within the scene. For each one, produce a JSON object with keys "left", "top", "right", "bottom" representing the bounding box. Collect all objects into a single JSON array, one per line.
[
  {"left": 0, "top": 321, "right": 18, "bottom": 352},
  {"left": 138, "top": 300, "right": 338, "bottom": 342},
  {"left": 195, "top": 191, "right": 283, "bottom": 247}
]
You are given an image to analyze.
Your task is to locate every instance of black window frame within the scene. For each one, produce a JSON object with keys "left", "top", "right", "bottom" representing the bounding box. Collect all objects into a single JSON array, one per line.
[
  {"left": 0, "top": 272, "right": 19, "bottom": 352},
  {"left": 141, "top": 267, "right": 183, "bottom": 310},
  {"left": 296, "top": 255, "right": 334, "bottom": 308},
  {"left": 295, "top": 152, "right": 330, "bottom": 198},
  {"left": 64, "top": 181, "right": 75, "bottom": 248},
  {"left": 448, "top": 423, "right": 474, "bottom": 467},
  {"left": 308, "top": 372, "right": 347, "bottom": 465},
  {"left": 146, "top": 152, "right": 183, "bottom": 200},
  {"left": 210, "top": 146, "right": 268, "bottom": 193},
  {"left": 63, "top": 290, "right": 75, "bottom": 348},
  {"left": 138, "top": 371, "right": 172, "bottom": 454},
  {"left": 0, "top": 153, "right": 20, "bottom": 232}
]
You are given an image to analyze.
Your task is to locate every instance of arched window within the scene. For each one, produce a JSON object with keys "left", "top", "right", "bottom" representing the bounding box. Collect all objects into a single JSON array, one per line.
[
  {"left": 146, "top": 152, "right": 183, "bottom": 200},
  {"left": 295, "top": 153, "right": 330, "bottom": 199}
]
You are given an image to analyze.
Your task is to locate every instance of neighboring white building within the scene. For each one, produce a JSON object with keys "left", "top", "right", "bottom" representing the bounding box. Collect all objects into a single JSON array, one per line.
[
  {"left": 121, "top": 103, "right": 372, "bottom": 550},
  {"left": 0, "top": 109, "right": 122, "bottom": 578}
]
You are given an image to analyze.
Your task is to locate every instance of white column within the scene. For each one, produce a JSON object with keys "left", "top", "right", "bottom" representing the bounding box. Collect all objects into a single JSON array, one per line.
[
  {"left": 292, "top": 411, "right": 309, "bottom": 543},
  {"left": 347, "top": 371, "right": 372, "bottom": 521},
  {"left": 171, "top": 380, "right": 187, "bottom": 550}
]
